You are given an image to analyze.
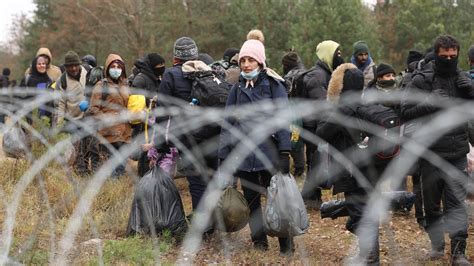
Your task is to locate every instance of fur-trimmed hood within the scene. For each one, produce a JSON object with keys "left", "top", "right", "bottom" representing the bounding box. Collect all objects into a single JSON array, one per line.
[{"left": 327, "top": 63, "right": 363, "bottom": 103}]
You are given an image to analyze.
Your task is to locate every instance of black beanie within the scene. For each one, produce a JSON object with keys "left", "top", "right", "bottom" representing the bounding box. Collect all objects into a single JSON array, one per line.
[
  {"left": 376, "top": 63, "right": 395, "bottom": 78},
  {"left": 281, "top": 52, "right": 301, "bottom": 69},
  {"left": 223, "top": 48, "right": 239, "bottom": 63},
  {"left": 198, "top": 53, "right": 214, "bottom": 65},
  {"left": 146, "top": 53, "right": 165, "bottom": 67},
  {"left": 2, "top": 68, "right": 11, "bottom": 76},
  {"left": 343, "top": 68, "right": 364, "bottom": 92},
  {"left": 468, "top": 45, "right": 474, "bottom": 61},
  {"left": 406, "top": 50, "right": 423, "bottom": 66}
]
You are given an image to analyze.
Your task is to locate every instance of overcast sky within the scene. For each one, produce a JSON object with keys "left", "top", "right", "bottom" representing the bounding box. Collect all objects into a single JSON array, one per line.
[{"left": 0, "top": 0, "right": 35, "bottom": 45}]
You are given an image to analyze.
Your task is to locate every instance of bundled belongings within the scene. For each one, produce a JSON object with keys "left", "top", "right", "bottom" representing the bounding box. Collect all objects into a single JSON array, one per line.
[
  {"left": 2, "top": 124, "right": 30, "bottom": 158},
  {"left": 126, "top": 166, "right": 187, "bottom": 236},
  {"left": 214, "top": 186, "right": 250, "bottom": 232},
  {"left": 263, "top": 173, "right": 309, "bottom": 238},
  {"left": 320, "top": 191, "right": 416, "bottom": 219}
]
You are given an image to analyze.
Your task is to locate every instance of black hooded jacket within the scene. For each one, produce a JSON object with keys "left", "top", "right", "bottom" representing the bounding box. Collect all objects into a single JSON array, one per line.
[
  {"left": 301, "top": 60, "right": 332, "bottom": 131},
  {"left": 131, "top": 58, "right": 160, "bottom": 99},
  {"left": 316, "top": 63, "right": 367, "bottom": 194},
  {"left": 401, "top": 64, "right": 474, "bottom": 160}
]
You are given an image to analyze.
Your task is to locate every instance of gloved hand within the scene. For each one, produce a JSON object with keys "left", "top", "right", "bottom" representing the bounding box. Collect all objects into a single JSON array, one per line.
[
  {"left": 456, "top": 74, "right": 472, "bottom": 90},
  {"left": 278, "top": 152, "right": 290, "bottom": 174},
  {"left": 79, "top": 100, "right": 89, "bottom": 112}
]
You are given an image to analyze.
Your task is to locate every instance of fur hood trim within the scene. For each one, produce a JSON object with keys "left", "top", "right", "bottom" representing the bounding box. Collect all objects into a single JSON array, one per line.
[{"left": 327, "top": 63, "right": 357, "bottom": 103}]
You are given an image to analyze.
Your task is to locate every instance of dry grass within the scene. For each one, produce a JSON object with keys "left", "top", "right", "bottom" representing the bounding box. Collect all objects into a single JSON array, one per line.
[{"left": 1, "top": 136, "right": 474, "bottom": 264}]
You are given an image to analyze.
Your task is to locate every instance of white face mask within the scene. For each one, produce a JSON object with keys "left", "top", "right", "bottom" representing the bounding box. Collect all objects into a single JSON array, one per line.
[{"left": 109, "top": 67, "right": 122, "bottom": 79}]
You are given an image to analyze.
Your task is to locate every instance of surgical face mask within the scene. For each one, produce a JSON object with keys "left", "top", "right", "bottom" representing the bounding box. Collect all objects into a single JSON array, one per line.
[
  {"left": 109, "top": 67, "right": 122, "bottom": 79},
  {"left": 241, "top": 68, "right": 260, "bottom": 80}
]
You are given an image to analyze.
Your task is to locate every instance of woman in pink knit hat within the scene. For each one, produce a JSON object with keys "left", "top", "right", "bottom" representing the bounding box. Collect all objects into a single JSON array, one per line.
[{"left": 218, "top": 39, "right": 294, "bottom": 256}]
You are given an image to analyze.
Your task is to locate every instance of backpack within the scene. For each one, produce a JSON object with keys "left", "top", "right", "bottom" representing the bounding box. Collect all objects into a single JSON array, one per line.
[
  {"left": 86, "top": 66, "right": 104, "bottom": 87},
  {"left": 127, "top": 94, "right": 147, "bottom": 124},
  {"left": 283, "top": 68, "right": 306, "bottom": 96},
  {"left": 182, "top": 60, "right": 230, "bottom": 107},
  {"left": 291, "top": 67, "right": 315, "bottom": 98}
]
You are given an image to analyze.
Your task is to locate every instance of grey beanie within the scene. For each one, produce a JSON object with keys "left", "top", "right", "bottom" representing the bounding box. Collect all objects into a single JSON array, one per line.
[{"left": 174, "top": 37, "right": 198, "bottom": 61}]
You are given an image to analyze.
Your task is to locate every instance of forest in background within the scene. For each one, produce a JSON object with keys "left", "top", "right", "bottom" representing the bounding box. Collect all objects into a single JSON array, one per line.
[{"left": 0, "top": 0, "right": 473, "bottom": 82}]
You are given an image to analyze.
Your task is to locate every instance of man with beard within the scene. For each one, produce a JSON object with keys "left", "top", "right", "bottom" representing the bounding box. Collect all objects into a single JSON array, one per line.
[
  {"left": 55, "top": 51, "right": 90, "bottom": 175},
  {"left": 401, "top": 35, "right": 474, "bottom": 265},
  {"left": 300, "top": 40, "right": 345, "bottom": 210},
  {"left": 351, "top": 41, "right": 376, "bottom": 88}
]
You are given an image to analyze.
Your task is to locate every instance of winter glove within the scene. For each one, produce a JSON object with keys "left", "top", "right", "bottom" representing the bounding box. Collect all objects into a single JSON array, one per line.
[
  {"left": 278, "top": 152, "right": 290, "bottom": 174},
  {"left": 456, "top": 74, "right": 472, "bottom": 90},
  {"left": 79, "top": 100, "right": 89, "bottom": 112}
]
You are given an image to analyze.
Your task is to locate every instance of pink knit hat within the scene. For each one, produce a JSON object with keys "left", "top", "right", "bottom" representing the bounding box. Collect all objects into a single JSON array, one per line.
[{"left": 238, "top": 39, "right": 266, "bottom": 67}]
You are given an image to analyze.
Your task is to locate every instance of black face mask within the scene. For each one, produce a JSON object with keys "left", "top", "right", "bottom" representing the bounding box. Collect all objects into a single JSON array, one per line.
[
  {"left": 376, "top": 79, "right": 396, "bottom": 88},
  {"left": 153, "top": 67, "right": 165, "bottom": 78},
  {"left": 434, "top": 54, "right": 458, "bottom": 77},
  {"left": 332, "top": 53, "right": 344, "bottom": 71}
]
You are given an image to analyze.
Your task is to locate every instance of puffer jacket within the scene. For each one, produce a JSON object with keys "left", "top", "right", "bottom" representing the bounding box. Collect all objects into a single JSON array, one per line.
[
  {"left": 88, "top": 54, "right": 131, "bottom": 144},
  {"left": 218, "top": 70, "right": 291, "bottom": 172},
  {"left": 316, "top": 63, "right": 366, "bottom": 193},
  {"left": 401, "top": 66, "right": 474, "bottom": 160}
]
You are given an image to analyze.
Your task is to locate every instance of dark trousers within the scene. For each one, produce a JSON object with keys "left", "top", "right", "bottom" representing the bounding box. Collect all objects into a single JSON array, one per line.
[
  {"left": 131, "top": 123, "right": 150, "bottom": 177},
  {"left": 100, "top": 142, "right": 127, "bottom": 177},
  {"left": 412, "top": 166, "right": 424, "bottom": 222},
  {"left": 238, "top": 170, "right": 292, "bottom": 249},
  {"left": 421, "top": 157, "right": 468, "bottom": 247},
  {"left": 301, "top": 141, "right": 322, "bottom": 201},
  {"left": 186, "top": 154, "right": 218, "bottom": 211},
  {"left": 345, "top": 188, "right": 380, "bottom": 259},
  {"left": 290, "top": 147, "right": 305, "bottom": 175}
]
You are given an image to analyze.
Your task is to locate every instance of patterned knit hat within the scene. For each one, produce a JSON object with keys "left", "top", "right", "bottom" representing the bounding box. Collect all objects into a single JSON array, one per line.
[{"left": 174, "top": 37, "right": 198, "bottom": 61}]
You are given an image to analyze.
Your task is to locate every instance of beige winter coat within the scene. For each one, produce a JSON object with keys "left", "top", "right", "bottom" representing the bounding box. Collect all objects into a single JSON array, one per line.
[{"left": 55, "top": 66, "right": 87, "bottom": 125}]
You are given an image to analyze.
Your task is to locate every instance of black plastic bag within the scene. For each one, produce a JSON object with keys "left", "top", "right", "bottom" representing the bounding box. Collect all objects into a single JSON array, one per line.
[
  {"left": 320, "top": 191, "right": 417, "bottom": 220},
  {"left": 214, "top": 186, "right": 250, "bottom": 232},
  {"left": 320, "top": 200, "right": 349, "bottom": 220},
  {"left": 263, "top": 173, "right": 309, "bottom": 238},
  {"left": 126, "top": 167, "right": 187, "bottom": 236}
]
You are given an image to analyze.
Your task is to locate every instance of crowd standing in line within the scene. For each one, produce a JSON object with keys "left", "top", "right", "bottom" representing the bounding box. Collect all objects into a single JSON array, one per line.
[{"left": 1, "top": 30, "right": 473, "bottom": 265}]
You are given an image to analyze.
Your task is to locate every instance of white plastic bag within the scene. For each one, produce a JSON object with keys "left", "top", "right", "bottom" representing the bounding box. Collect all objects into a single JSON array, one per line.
[
  {"left": 2, "top": 125, "right": 29, "bottom": 158},
  {"left": 263, "top": 173, "right": 309, "bottom": 237}
]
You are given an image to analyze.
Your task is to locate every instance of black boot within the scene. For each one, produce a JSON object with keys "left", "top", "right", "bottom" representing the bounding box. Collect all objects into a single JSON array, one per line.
[
  {"left": 451, "top": 239, "right": 471, "bottom": 266},
  {"left": 279, "top": 237, "right": 295, "bottom": 257}
]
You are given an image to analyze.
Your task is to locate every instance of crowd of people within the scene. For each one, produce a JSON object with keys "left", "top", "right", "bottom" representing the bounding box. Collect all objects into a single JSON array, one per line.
[{"left": 1, "top": 29, "right": 474, "bottom": 265}]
